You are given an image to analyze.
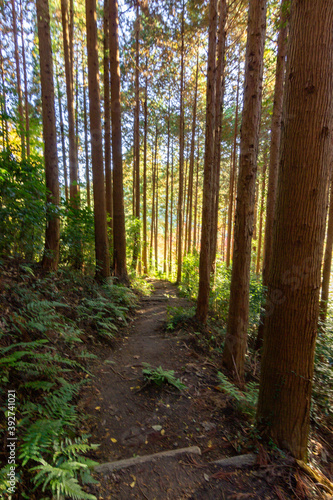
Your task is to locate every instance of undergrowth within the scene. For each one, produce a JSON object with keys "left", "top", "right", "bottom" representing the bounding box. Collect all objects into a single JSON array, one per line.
[
  {"left": 142, "top": 362, "right": 188, "bottom": 391},
  {"left": 0, "top": 263, "right": 136, "bottom": 499}
]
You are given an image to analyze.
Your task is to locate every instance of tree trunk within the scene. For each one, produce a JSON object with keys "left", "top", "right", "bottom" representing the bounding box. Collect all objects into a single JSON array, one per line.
[
  {"left": 222, "top": 0, "right": 267, "bottom": 380},
  {"left": 0, "top": 37, "right": 8, "bottom": 149},
  {"left": 36, "top": 0, "right": 60, "bottom": 271},
  {"left": 319, "top": 176, "right": 333, "bottom": 324},
  {"left": 150, "top": 133, "right": 156, "bottom": 270},
  {"left": 155, "top": 153, "right": 159, "bottom": 272},
  {"left": 164, "top": 103, "right": 170, "bottom": 274},
  {"left": 226, "top": 63, "right": 241, "bottom": 268},
  {"left": 104, "top": 0, "right": 112, "bottom": 245},
  {"left": 20, "top": 0, "right": 30, "bottom": 157},
  {"left": 82, "top": 63, "right": 91, "bottom": 208},
  {"left": 255, "top": 1, "right": 288, "bottom": 349},
  {"left": 11, "top": 0, "right": 25, "bottom": 158},
  {"left": 132, "top": 1, "right": 141, "bottom": 270},
  {"left": 193, "top": 139, "right": 200, "bottom": 253},
  {"left": 176, "top": 0, "right": 185, "bottom": 283},
  {"left": 257, "top": 0, "right": 333, "bottom": 460},
  {"left": 256, "top": 157, "right": 267, "bottom": 274},
  {"left": 210, "top": 0, "right": 227, "bottom": 270},
  {"left": 169, "top": 139, "right": 174, "bottom": 275},
  {"left": 142, "top": 65, "right": 148, "bottom": 274},
  {"left": 86, "top": 0, "right": 110, "bottom": 280},
  {"left": 186, "top": 54, "right": 199, "bottom": 255},
  {"left": 109, "top": 0, "right": 128, "bottom": 282},
  {"left": 196, "top": 0, "right": 218, "bottom": 324},
  {"left": 61, "top": 0, "right": 79, "bottom": 204},
  {"left": 56, "top": 69, "right": 69, "bottom": 202}
]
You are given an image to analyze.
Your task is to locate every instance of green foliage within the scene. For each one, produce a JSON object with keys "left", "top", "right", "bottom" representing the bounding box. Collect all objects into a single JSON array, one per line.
[
  {"left": 142, "top": 362, "right": 188, "bottom": 391},
  {"left": 312, "top": 316, "right": 333, "bottom": 422},
  {"left": 0, "top": 149, "right": 46, "bottom": 259},
  {"left": 217, "top": 372, "right": 258, "bottom": 420},
  {"left": 60, "top": 202, "right": 95, "bottom": 271},
  {"left": 166, "top": 305, "right": 195, "bottom": 331}
]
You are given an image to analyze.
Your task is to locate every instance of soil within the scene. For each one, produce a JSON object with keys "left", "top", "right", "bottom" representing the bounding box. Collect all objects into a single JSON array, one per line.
[{"left": 82, "top": 280, "right": 331, "bottom": 500}]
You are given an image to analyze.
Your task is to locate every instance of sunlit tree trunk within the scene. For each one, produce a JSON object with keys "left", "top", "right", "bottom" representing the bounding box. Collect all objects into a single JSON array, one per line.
[
  {"left": 255, "top": 1, "right": 288, "bottom": 349},
  {"left": 20, "top": 0, "right": 30, "bottom": 157},
  {"left": 109, "top": 0, "right": 128, "bottom": 282},
  {"left": 222, "top": 0, "right": 267, "bottom": 380},
  {"left": 256, "top": 156, "right": 267, "bottom": 274},
  {"left": 56, "top": 69, "right": 69, "bottom": 202},
  {"left": 319, "top": 176, "right": 333, "bottom": 324},
  {"left": 210, "top": 0, "right": 227, "bottom": 270},
  {"left": 11, "top": 0, "right": 25, "bottom": 158},
  {"left": 104, "top": 0, "right": 112, "bottom": 247},
  {"left": 61, "top": 0, "right": 79, "bottom": 204},
  {"left": 86, "top": 0, "right": 110, "bottom": 280},
  {"left": 169, "top": 139, "right": 174, "bottom": 275},
  {"left": 226, "top": 63, "right": 240, "bottom": 268},
  {"left": 257, "top": 0, "right": 333, "bottom": 460},
  {"left": 176, "top": 0, "right": 185, "bottom": 283},
  {"left": 155, "top": 153, "right": 159, "bottom": 272},
  {"left": 164, "top": 103, "right": 170, "bottom": 274},
  {"left": 0, "top": 37, "right": 8, "bottom": 149},
  {"left": 193, "top": 140, "right": 200, "bottom": 253},
  {"left": 196, "top": 0, "right": 218, "bottom": 323},
  {"left": 142, "top": 65, "right": 148, "bottom": 274},
  {"left": 82, "top": 63, "right": 91, "bottom": 208},
  {"left": 36, "top": 0, "right": 60, "bottom": 271}
]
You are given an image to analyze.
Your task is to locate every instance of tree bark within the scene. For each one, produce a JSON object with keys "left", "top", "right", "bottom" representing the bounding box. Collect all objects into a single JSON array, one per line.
[
  {"left": 255, "top": 1, "right": 288, "bottom": 349},
  {"left": 0, "top": 37, "right": 8, "bottom": 149},
  {"left": 132, "top": 1, "right": 141, "bottom": 271},
  {"left": 222, "top": 0, "right": 267, "bottom": 380},
  {"left": 142, "top": 65, "right": 148, "bottom": 274},
  {"left": 319, "top": 176, "right": 333, "bottom": 324},
  {"left": 11, "top": 0, "right": 25, "bottom": 158},
  {"left": 226, "top": 63, "right": 240, "bottom": 268},
  {"left": 82, "top": 63, "right": 91, "bottom": 208},
  {"left": 193, "top": 139, "right": 200, "bottom": 253},
  {"left": 86, "top": 0, "right": 110, "bottom": 280},
  {"left": 164, "top": 103, "right": 170, "bottom": 273},
  {"left": 176, "top": 0, "right": 185, "bottom": 284},
  {"left": 257, "top": 0, "right": 333, "bottom": 460},
  {"left": 109, "top": 0, "right": 128, "bottom": 282},
  {"left": 20, "top": 0, "right": 30, "bottom": 157},
  {"left": 61, "top": 0, "right": 79, "bottom": 204},
  {"left": 169, "top": 139, "right": 174, "bottom": 274},
  {"left": 256, "top": 157, "right": 267, "bottom": 274},
  {"left": 210, "top": 0, "right": 227, "bottom": 270},
  {"left": 104, "top": 0, "right": 112, "bottom": 245},
  {"left": 56, "top": 69, "right": 69, "bottom": 202},
  {"left": 36, "top": 0, "right": 60, "bottom": 271},
  {"left": 196, "top": 0, "right": 218, "bottom": 324}
]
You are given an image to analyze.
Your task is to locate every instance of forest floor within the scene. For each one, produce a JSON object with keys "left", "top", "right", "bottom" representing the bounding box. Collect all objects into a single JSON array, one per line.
[{"left": 82, "top": 279, "right": 332, "bottom": 500}]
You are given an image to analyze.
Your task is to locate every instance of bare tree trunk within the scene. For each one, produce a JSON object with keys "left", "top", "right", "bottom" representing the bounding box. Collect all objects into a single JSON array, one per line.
[
  {"left": 56, "top": 69, "right": 69, "bottom": 202},
  {"left": 104, "top": 0, "right": 112, "bottom": 246},
  {"left": 61, "top": 0, "right": 79, "bottom": 204},
  {"left": 193, "top": 139, "right": 200, "bottom": 253},
  {"left": 109, "top": 0, "right": 128, "bottom": 282},
  {"left": 0, "top": 37, "right": 8, "bottom": 149},
  {"left": 210, "top": 0, "right": 227, "bottom": 270},
  {"left": 86, "top": 0, "right": 110, "bottom": 280},
  {"left": 36, "top": 0, "right": 60, "bottom": 271},
  {"left": 82, "top": 63, "right": 91, "bottom": 208},
  {"left": 169, "top": 139, "right": 174, "bottom": 275},
  {"left": 142, "top": 65, "right": 148, "bottom": 274},
  {"left": 226, "top": 63, "right": 240, "bottom": 268},
  {"left": 255, "top": 1, "right": 288, "bottom": 349},
  {"left": 155, "top": 153, "right": 159, "bottom": 272},
  {"left": 132, "top": 0, "right": 141, "bottom": 270},
  {"left": 319, "top": 176, "right": 333, "bottom": 324},
  {"left": 150, "top": 132, "right": 156, "bottom": 270},
  {"left": 176, "top": 0, "right": 185, "bottom": 283},
  {"left": 164, "top": 103, "right": 170, "bottom": 274},
  {"left": 20, "top": 0, "right": 30, "bottom": 157},
  {"left": 257, "top": 0, "right": 333, "bottom": 460},
  {"left": 222, "top": 0, "right": 267, "bottom": 381},
  {"left": 256, "top": 157, "right": 267, "bottom": 274},
  {"left": 196, "top": 0, "right": 218, "bottom": 323},
  {"left": 11, "top": 0, "right": 25, "bottom": 158}
]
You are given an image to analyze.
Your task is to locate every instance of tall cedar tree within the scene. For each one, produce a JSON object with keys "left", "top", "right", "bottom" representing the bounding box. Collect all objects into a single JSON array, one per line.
[
  {"left": 255, "top": 0, "right": 288, "bottom": 349},
  {"left": 196, "top": 0, "right": 218, "bottom": 323},
  {"left": 20, "top": 0, "right": 30, "bottom": 157},
  {"left": 11, "top": 0, "right": 25, "bottom": 158},
  {"left": 61, "top": 0, "right": 79, "bottom": 204},
  {"left": 86, "top": 0, "right": 110, "bottom": 280},
  {"left": 176, "top": 1, "right": 185, "bottom": 284},
  {"left": 104, "top": 0, "right": 113, "bottom": 245},
  {"left": 109, "top": 0, "right": 128, "bottom": 282},
  {"left": 222, "top": 0, "right": 267, "bottom": 381},
  {"left": 36, "top": 0, "right": 60, "bottom": 271},
  {"left": 142, "top": 65, "right": 148, "bottom": 274},
  {"left": 257, "top": 1, "right": 333, "bottom": 460}
]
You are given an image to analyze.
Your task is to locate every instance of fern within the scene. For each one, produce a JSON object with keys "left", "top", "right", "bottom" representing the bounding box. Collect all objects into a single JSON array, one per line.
[
  {"left": 217, "top": 372, "right": 258, "bottom": 419},
  {"left": 142, "top": 363, "right": 188, "bottom": 391}
]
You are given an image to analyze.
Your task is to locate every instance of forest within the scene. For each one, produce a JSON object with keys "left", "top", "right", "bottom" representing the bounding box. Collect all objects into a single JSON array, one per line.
[{"left": 0, "top": 0, "right": 333, "bottom": 498}]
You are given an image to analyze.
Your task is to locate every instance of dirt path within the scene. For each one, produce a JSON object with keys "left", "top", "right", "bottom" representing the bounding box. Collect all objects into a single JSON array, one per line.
[{"left": 82, "top": 280, "right": 296, "bottom": 499}]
